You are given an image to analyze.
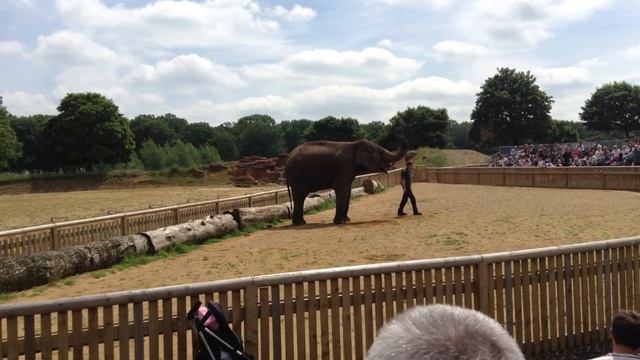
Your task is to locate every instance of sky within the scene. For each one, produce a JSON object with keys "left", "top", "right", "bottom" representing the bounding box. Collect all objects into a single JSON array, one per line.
[{"left": 1, "top": 0, "right": 640, "bottom": 125}]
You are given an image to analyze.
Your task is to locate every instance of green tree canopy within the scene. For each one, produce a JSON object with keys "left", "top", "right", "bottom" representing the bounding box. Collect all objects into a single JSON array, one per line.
[
  {"left": 211, "top": 130, "right": 239, "bottom": 161},
  {"left": 130, "top": 114, "right": 180, "bottom": 150},
  {"left": 387, "top": 106, "right": 449, "bottom": 149},
  {"left": 184, "top": 122, "right": 217, "bottom": 147},
  {"left": 361, "top": 121, "right": 390, "bottom": 143},
  {"left": 447, "top": 120, "right": 475, "bottom": 149},
  {"left": 44, "top": 92, "right": 135, "bottom": 170},
  {"left": 547, "top": 120, "right": 579, "bottom": 143},
  {"left": 139, "top": 139, "right": 166, "bottom": 170},
  {"left": 9, "top": 114, "right": 52, "bottom": 171},
  {"left": 230, "top": 114, "right": 284, "bottom": 157},
  {"left": 0, "top": 97, "right": 21, "bottom": 171},
  {"left": 278, "top": 119, "right": 313, "bottom": 151},
  {"left": 580, "top": 81, "right": 640, "bottom": 138},
  {"left": 470, "top": 67, "right": 553, "bottom": 147},
  {"left": 304, "top": 116, "right": 364, "bottom": 142}
]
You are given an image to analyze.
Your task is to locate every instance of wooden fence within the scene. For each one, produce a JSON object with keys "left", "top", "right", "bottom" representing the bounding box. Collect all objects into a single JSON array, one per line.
[
  {"left": 0, "top": 171, "right": 401, "bottom": 257},
  {"left": 1, "top": 235, "right": 638, "bottom": 359},
  {"left": 419, "top": 166, "right": 640, "bottom": 191}
]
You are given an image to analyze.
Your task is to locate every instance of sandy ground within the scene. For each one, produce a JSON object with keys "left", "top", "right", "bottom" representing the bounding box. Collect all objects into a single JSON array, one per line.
[
  {"left": 4, "top": 183, "right": 640, "bottom": 304},
  {"left": 0, "top": 185, "right": 279, "bottom": 230}
]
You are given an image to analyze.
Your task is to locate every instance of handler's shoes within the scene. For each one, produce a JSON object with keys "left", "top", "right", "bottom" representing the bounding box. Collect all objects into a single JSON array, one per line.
[
  {"left": 398, "top": 212, "right": 407, "bottom": 216},
  {"left": 413, "top": 212, "right": 422, "bottom": 215}
]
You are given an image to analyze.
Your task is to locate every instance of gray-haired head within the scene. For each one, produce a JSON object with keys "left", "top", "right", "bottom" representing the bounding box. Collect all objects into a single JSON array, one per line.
[{"left": 367, "top": 304, "right": 524, "bottom": 360}]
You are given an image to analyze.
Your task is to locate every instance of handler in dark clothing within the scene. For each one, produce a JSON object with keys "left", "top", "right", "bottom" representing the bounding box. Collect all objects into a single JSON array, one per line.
[{"left": 397, "top": 161, "right": 421, "bottom": 216}]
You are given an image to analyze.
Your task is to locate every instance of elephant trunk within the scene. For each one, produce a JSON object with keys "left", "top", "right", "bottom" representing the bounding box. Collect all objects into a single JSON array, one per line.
[{"left": 381, "top": 135, "right": 408, "bottom": 163}]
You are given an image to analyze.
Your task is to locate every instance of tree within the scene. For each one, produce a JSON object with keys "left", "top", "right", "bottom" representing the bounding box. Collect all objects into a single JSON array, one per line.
[
  {"left": 184, "top": 122, "right": 217, "bottom": 147},
  {"left": 44, "top": 93, "right": 135, "bottom": 170},
  {"left": 161, "top": 113, "right": 189, "bottom": 140},
  {"left": 547, "top": 120, "right": 579, "bottom": 143},
  {"left": 139, "top": 139, "right": 166, "bottom": 170},
  {"left": 304, "top": 116, "right": 364, "bottom": 142},
  {"left": 580, "top": 81, "right": 640, "bottom": 139},
  {"left": 211, "top": 130, "right": 238, "bottom": 161},
  {"left": 470, "top": 68, "right": 553, "bottom": 147},
  {"left": 234, "top": 114, "right": 284, "bottom": 157},
  {"left": 361, "top": 121, "right": 390, "bottom": 143},
  {"left": 388, "top": 106, "right": 449, "bottom": 149},
  {"left": 130, "top": 115, "right": 179, "bottom": 150},
  {"left": 9, "top": 114, "right": 52, "bottom": 170},
  {"left": 0, "top": 97, "right": 20, "bottom": 171},
  {"left": 279, "top": 119, "right": 313, "bottom": 151},
  {"left": 447, "top": 121, "right": 475, "bottom": 149},
  {"left": 198, "top": 145, "right": 221, "bottom": 164}
]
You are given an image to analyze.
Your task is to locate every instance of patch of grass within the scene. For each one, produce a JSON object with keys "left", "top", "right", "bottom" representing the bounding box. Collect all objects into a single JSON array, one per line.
[
  {"left": 91, "top": 270, "right": 109, "bottom": 279},
  {"left": 414, "top": 148, "right": 448, "bottom": 167},
  {"left": 307, "top": 199, "right": 336, "bottom": 214},
  {"left": 62, "top": 279, "right": 75, "bottom": 286},
  {"left": 0, "top": 292, "right": 17, "bottom": 303}
]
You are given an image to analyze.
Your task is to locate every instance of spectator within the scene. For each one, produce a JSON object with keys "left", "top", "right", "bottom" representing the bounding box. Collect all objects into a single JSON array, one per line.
[
  {"left": 490, "top": 139, "right": 640, "bottom": 167},
  {"left": 590, "top": 310, "right": 640, "bottom": 360},
  {"left": 367, "top": 304, "right": 525, "bottom": 360}
]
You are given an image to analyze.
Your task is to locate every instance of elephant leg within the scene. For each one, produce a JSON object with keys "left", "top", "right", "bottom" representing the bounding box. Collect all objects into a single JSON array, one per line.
[
  {"left": 291, "top": 187, "right": 308, "bottom": 225},
  {"left": 333, "top": 183, "right": 351, "bottom": 224}
]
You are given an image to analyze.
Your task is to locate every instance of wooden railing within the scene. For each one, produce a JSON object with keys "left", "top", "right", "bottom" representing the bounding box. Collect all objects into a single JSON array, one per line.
[
  {"left": 418, "top": 166, "right": 640, "bottom": 191},
  {"left": 0, "top": 170, "right": 402, "bottom": 257},
  {"left": 1, "top": 235, "right": 638, "bottom": 359}
]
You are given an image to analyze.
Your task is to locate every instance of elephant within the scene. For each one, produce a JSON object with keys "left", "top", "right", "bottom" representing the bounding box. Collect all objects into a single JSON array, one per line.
[{"left": 284, "top": 138, "right": 408, "bottom": 225}]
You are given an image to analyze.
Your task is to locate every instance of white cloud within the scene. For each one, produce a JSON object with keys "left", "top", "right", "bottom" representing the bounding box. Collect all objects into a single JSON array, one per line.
[
  {"left": 627, "top": 45, "right": 640, "bottom": 58},
  {"left": 182, "top": 76, "right": 475, "bottom": 123},
  {"left": 1, "top": 91, "right": 57, "bottom": 115},
  {"left": 268, "top": 4, "right": 316, "bottom": 22},
  {"left": 376, "top": 0, "right": 454, "bottom": 9},
  {"left": 459, "top": 0, "right": 613, "bottom": 46},
  {"left": 432, "top": 40, "right": 489, "bottom": 59},
  {"left": 242, "top": 47, "right": 423, "bottom": 86},
  {"left": 128, "top": 54, "right": 244, "bottom": 88},
  {"left": 54, "top": 0, "right": 298, "bottom": 56},
  {"left": 33, "top": 31, "right": 119, "bottom": 65},
  {"left": 377, "top": 39, "right": 394, "bottom": 48},
  {"left": 0, "top": 41, "right": 25, "bottom": 54},
  {"left": 534, "top": 66, "right": 592, "bottom": 86}
]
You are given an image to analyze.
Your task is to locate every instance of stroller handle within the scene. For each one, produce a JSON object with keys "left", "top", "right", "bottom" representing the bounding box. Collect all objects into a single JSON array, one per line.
[{"left": 187, "top": 301, "right": 202, "bottom": 321}]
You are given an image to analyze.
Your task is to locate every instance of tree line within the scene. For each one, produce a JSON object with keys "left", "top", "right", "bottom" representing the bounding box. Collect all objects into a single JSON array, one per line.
[{"left": 1, "top": 67, "right": 639, "bottom": 173}]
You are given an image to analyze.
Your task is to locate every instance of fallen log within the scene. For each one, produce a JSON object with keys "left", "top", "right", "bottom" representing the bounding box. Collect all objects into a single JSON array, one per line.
[
  {"left": 0, "top": 234, "right": 149, "bottom": 292},
  {"left": 351, "top": 187, "right": 366, "bottom": 198},
  {"left": 363, "top": 179, "right": 385, "bottom": 194},
  {"left": 226, "top": 204, "right": 290, "bottom": 229},
  {"left": 143, "top": 214, "right": 238, "bottom": 252}
]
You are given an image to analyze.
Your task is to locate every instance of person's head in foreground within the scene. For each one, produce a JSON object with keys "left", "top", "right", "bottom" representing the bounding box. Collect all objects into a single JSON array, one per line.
[
  {"left": 367, "top": 304, "right": 525, "bottom": 360},
  {"left": 591, "top": 310, "right": 640, "bottom": 359}
]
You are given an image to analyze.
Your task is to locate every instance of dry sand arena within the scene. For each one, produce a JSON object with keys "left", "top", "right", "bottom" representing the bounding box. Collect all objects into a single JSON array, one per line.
[{"left": 4, "top": 182, "right": 640, "bottom": 304}]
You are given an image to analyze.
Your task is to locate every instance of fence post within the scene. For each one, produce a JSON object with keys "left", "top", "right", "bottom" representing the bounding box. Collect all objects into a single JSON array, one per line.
[
  {"left": 275, "top": 191, "right": 279, "bottom": 204},
  {"left": 50, "top": 226, "right": 58, "bottom": 251},
  {"left": 244, "top": 284, "right": 259, "bottom": 356},
  {"left": 249, "top": 196, "right": 254, "bottom": 207},
  {"left": 172, "top": 208, "right": 179, "bottom": 224},
  {"left": 477, "top": 257, "right": 490, "bottom": 315},
  {"left": 215, "top": 201, "right": 220, "bottom": 215},
  {"left": 121, "top": 215, "right": 128, "bottom": 236}
]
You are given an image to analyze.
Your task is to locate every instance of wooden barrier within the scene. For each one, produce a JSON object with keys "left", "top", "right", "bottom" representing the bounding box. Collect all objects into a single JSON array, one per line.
[
  {"left": 1, "top": 235, "right": 638, "bottom": 359},
  {"left": 0, "top": 170, "right": 402, "bottom": 257},
  {"left": 420, "top": 166, "right": 640, "bottom": 191}
]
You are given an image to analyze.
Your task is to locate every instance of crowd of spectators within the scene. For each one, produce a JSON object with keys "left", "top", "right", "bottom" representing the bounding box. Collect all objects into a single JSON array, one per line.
[{"left": 490, "top": 138, "right": 640, "bottom": 167}]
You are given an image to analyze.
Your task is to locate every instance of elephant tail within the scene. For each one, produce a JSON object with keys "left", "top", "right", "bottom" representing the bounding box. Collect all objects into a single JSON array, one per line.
[{"left": 286, "top": 180, "right": 293, "bottom": 218}]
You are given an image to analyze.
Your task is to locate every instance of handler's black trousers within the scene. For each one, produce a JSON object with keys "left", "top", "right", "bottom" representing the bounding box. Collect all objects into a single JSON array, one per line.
[{"left": 398, "top": 190, "right": 418, "bottom": 214}]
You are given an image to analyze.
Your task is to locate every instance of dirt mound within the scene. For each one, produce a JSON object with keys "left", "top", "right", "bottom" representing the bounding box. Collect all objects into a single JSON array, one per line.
[{"left": 228, "top": 154, "right": 288, "bottom": 187}]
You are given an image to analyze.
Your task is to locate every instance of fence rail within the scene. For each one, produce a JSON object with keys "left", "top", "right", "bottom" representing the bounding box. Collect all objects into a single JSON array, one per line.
[
  {"left": 419, "top": 166, "right": 640, "bottom": 191},
  {"left": 0, "top": 170, "right": 401, "bottom": 257},
  {"left": 1, "top": 235, "right": 638, "bottom": 359}
]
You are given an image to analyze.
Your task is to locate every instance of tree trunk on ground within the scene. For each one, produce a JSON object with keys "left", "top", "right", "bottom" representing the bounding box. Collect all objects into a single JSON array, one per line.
[
  {"left": 143, "top": 215, "right": 238, "bottom": 252},
  {"left": 363, "top": 180, "right": 385, "bottom": 194},
  {"left": 0, "top": 234, "right": 149, "bottom": 292},
  {"left": 351, "top": 187, "right": 367, "bottom": 198},
  {"left": 227, "top": 205, "right": 290, "bottom": 229}
]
